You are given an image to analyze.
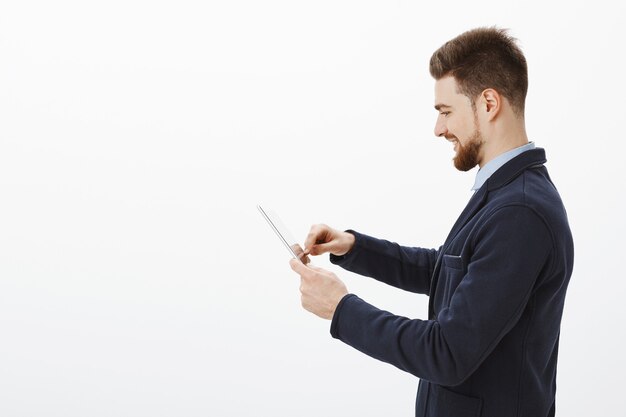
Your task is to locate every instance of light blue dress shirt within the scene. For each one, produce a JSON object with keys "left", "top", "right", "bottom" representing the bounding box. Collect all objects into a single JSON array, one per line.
[{"left": 471, "top": 142, "right": 536, "bottom": 191}]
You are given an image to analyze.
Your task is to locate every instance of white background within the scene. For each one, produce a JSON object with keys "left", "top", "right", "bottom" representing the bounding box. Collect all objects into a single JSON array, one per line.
[{"left": 1, "top": 1, "right": 625, "bottom": 416}]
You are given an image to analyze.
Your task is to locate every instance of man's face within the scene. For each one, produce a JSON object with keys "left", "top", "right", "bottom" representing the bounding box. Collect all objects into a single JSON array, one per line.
[{"left": 434, "top": 76, "right": 484, "bottom": 171}]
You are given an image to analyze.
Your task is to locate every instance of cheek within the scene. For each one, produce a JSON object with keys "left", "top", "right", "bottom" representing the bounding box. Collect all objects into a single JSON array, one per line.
[
  {"left": 452, "top": 118, "right": 474, "bottom": 139},
  {"left": 446, "top": 119, "right": 461, "bottom": 137}
]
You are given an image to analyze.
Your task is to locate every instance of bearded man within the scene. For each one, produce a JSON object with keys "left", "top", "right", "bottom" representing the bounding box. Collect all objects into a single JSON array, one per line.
[{"left": 289, "top": 27, "right": 574, "bottom": 417}]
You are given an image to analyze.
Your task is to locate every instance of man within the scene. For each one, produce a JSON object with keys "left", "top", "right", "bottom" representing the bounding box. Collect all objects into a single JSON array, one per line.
[{"left": 289, "top": 27, "right": 574, "bottom": 417}]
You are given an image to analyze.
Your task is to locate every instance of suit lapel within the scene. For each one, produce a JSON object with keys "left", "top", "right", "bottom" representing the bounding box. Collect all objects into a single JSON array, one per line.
[
  {"left": 427, "top": 187, "right": 487, "bottom": 318},
  {"left": 442, "top": 186, "right": 488, "bottom": 249}
]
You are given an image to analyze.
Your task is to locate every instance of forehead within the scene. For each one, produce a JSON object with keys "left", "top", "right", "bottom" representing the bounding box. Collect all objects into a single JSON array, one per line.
[
  {"left": 434, "top": 76, "right": 462, "bottom": 104},
  {"left": 433, "top": 76, "right": 477, "bottom": 113}
]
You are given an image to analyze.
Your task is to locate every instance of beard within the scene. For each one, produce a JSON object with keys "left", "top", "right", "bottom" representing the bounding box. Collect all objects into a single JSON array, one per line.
[{"left": 453, "top": 128, "right": 483, "bottom": 172}]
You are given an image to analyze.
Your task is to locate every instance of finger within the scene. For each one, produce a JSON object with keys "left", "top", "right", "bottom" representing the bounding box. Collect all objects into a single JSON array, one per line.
[
  {"left": 291, "top": 244, "right": 309, "bottom": 263},
  {"left": 304, "top": 224, "right": 328, "bottom": 252},
  {"left": 308, "top": 242, "right": 333, "bottom": 256},
  {"left": 290, "top": 244, "right": 305, "bottom": 257},
  {"left": 289, "top": 258, "right": 310, "bottom": 274},
  {"left": 303, "top": 224, "right": 321, "bottom": 248}
]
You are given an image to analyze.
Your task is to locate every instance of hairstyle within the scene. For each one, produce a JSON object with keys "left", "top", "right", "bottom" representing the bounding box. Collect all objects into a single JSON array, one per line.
[{"left": 429, "top": 27, "right": 528, "bottom": 116}]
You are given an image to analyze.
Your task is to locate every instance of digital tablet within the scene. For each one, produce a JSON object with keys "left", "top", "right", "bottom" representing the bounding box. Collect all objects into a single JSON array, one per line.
[{"left": 257, "top": 205, "right": 305, "bottom": 262}]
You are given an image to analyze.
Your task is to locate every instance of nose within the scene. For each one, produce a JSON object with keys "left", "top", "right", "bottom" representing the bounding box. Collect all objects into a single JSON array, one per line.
[{"left": 434, "top": 115, "right": 447, "bottom": 138}]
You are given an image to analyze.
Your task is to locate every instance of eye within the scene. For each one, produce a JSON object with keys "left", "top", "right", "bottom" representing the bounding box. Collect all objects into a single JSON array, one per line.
[{"left": 440, "top": 111, "right": 450, "bottom": 117}]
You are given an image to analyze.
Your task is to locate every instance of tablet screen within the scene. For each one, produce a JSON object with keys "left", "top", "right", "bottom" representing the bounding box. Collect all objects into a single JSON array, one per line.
[{"left": 257, "top": 205, "right": 306, "bottom": 262}]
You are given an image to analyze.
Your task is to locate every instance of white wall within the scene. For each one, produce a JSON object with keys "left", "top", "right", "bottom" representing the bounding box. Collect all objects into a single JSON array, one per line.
[{"left": 1, "top": 1, "right": 624, "bottom": 416}]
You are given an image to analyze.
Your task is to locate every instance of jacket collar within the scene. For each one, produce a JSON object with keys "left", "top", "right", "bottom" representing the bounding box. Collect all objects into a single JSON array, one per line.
[
  {"left": 443, "top": 147, "right": 547, "bottom": 249},
  {"left": 486, "top": 148, "right": 547, "bottom": 191}
]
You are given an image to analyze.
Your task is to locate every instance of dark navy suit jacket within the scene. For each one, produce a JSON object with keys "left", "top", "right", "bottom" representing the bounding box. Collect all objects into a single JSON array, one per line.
[{"left": 329, "top": 148, "right": 574, "bottom": 417}]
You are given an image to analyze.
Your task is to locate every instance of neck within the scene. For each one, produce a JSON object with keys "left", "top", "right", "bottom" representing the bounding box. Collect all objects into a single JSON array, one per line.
[{"left": 478, "top": 120, "right": 529, "bottom": 168}]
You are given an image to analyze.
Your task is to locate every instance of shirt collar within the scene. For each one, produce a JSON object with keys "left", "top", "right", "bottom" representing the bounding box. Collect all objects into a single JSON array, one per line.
[{"left": 471, "top": 142, "right": 536, "bottom": 191}]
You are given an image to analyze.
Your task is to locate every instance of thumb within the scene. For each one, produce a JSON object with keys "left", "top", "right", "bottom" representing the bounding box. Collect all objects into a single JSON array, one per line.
[
  {"left": 306, "top": 263, "right": 325, "bottom": 272},
  {"left": 308, "top": 242, "right": 334, "bottom": 256},
  {"left": 289, "top": 258, "right": 309, "bottom": 274}
]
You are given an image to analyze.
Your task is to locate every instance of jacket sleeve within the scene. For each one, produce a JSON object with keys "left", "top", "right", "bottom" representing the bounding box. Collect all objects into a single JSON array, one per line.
[
  {"left": 329, "top": 230, "right": 439, "bottom": 295},
  {"left": 329, "top": 206, "right": 553, "bottom": 386}
]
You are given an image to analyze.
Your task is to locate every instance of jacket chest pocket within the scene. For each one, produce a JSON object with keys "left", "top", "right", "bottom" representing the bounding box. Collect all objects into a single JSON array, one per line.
[
  {"left": 443, "top": 254, "right": 464, "bottom": 270},
  {"left": 437, "top": 254, "right": 466, "bottom": 309}
]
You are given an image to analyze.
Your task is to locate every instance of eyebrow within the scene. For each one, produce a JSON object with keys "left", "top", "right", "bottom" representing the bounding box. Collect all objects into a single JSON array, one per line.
[{"left": 434, "top": 104, "right": 452, "bottom": 111}]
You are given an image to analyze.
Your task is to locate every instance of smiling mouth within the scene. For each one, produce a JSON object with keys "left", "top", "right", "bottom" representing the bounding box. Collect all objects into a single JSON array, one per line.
[{"left": 443, "top": 135, "right": 458, "bottom": 151}]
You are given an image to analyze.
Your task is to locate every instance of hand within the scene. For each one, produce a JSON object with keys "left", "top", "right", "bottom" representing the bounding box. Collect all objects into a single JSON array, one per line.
[
  {"left": 289, "top": 259, "right": 348, "bottom": 320},
  {"left": 303, "top": 224, "right": 355, "bottom": 257},
  {"left": 290, "top": 244, "right": 311, "bottom": 264}
]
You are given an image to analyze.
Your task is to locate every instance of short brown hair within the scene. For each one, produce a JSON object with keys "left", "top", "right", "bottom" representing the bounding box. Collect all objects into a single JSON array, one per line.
[{"left": 430, "top": 27, "right": 528, "bottom": 116}]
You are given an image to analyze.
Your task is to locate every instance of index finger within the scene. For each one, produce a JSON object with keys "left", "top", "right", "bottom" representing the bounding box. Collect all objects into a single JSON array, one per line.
[{"left": 304, "top": 224, "right": 328, "bottom": 253}]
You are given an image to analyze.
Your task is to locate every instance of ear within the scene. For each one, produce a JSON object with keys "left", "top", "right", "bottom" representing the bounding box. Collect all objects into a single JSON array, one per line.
[{"left": 478, "top": 89, "right": 501, "bottom": 121}]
